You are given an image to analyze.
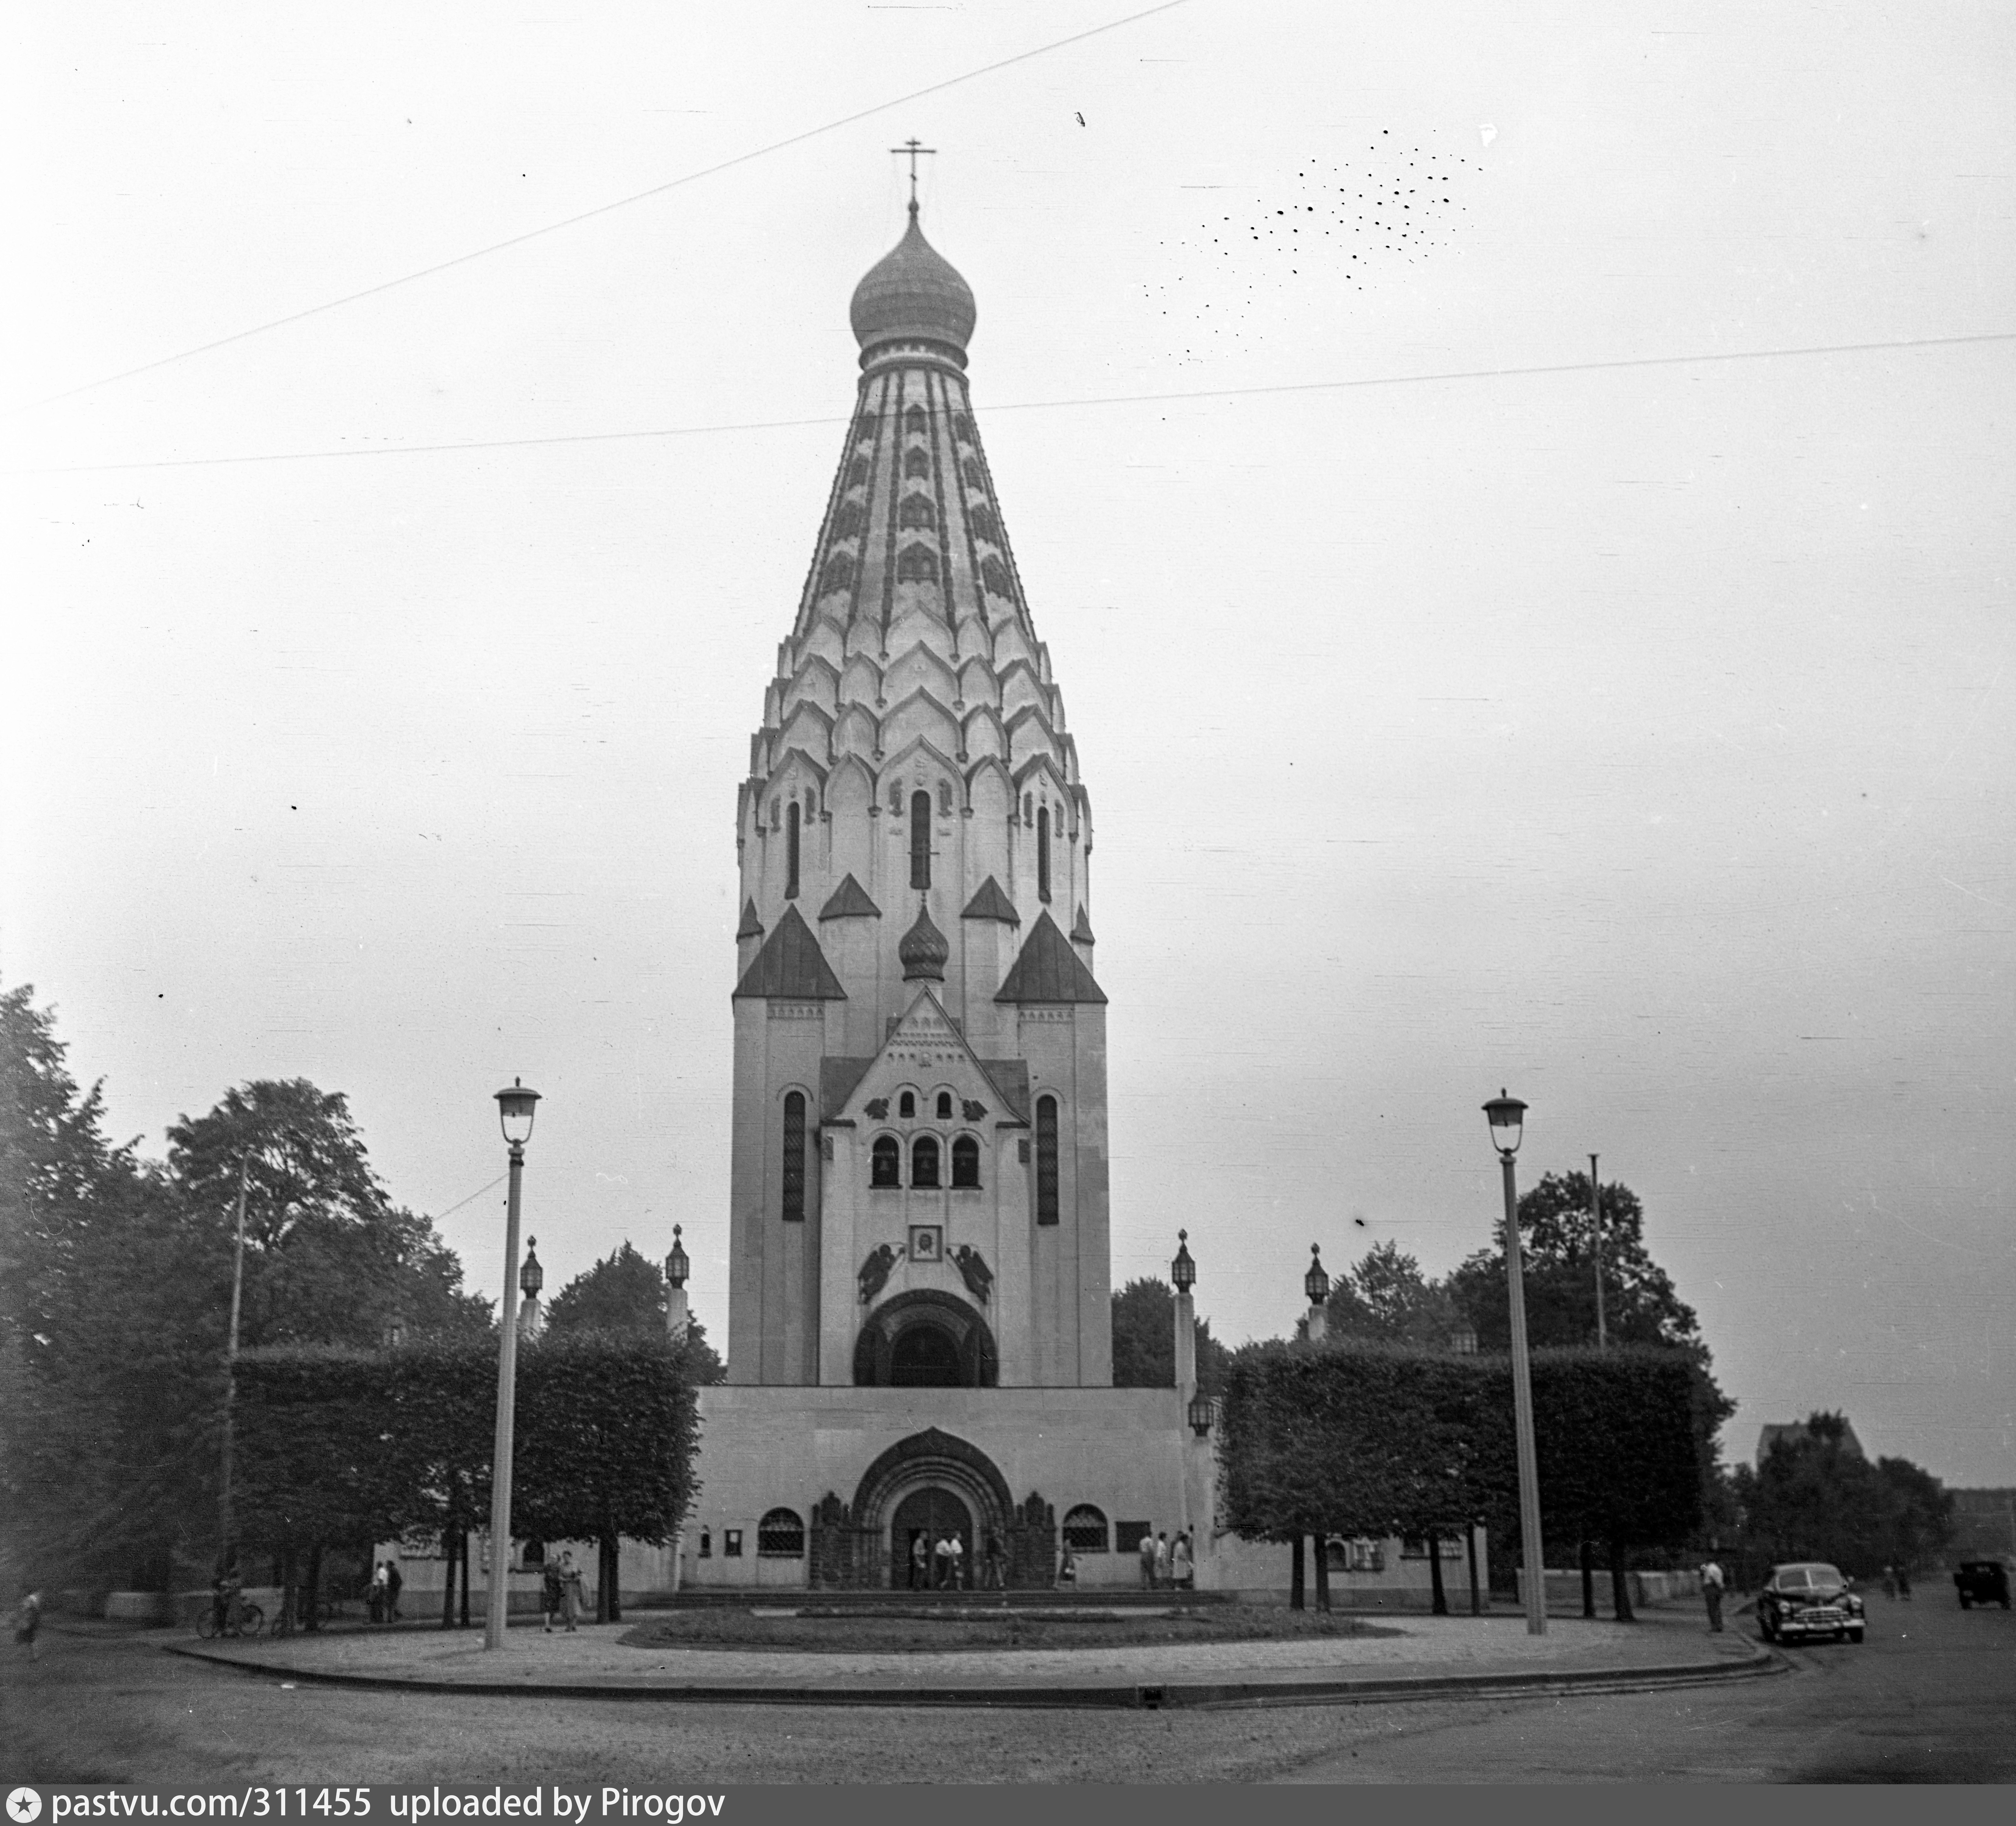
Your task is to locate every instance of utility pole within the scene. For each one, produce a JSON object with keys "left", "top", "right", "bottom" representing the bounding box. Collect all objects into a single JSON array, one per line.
[
  {"left": 219, "top": 1154, "right": 250, "bottom": 1557},
  {"left": 1590, "top": 1152, "right": 1606, "bottom": 1350}
]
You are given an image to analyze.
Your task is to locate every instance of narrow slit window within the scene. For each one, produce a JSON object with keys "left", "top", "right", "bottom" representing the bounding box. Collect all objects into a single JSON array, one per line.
[
  {"left": 899, "top": 1091, "right": 915, "bottom": 1119},
  {"left": 952, "top": 1135, "right": 980, "bottom": 1189},
  {"left": 781, "top": 1091, "right": 806, "bottom": 1221},
  {"left": 1036, "top": 1096, "right": 1060, "bottom": 1225},
  {"left": 785, "top": 802, "right": 800, "bottom": 900},
  {"left": 912, "top": 1134, "right": 941, "bottom": 1189},
  {"left": 910, "top": 790, "right": 932, "bottom": 889},
  {"left": 871, "top": 1136, "right": 901, "bottom": 1188},
  {"left": 1036, "top": 806, "right": 1052, "bottom": 903}
]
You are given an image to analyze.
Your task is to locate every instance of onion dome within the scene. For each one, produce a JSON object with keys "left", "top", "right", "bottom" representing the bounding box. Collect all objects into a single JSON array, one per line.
[
  {"left": 850, "top": 204, "right": 977, "bottom": 361},
  {"left": 898, "top": 896, "right": 951, "bottom": 981}
]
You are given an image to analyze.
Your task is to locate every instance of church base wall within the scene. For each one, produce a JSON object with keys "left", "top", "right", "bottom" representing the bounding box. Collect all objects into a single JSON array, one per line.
[{"left": 680, "top": 1385, "right": 1208, "bottom": 1591}]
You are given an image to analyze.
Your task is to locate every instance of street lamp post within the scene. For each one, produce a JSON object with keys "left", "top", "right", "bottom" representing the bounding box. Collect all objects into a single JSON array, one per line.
[
  {"left": 1485, "top": 1090, "right": 1548, "bottom": 1636},
  {"left": 485, "top": 1078, "right": 541, "bottom": 1652}
]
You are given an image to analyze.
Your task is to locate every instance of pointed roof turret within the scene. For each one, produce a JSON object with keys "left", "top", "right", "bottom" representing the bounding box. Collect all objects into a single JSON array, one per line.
[
  {"left": 961, "top": 877, "right": 1020, "bottom": 925},
  {"left": 1070, "top": 904, "right": 1096, "bottom": 945},
  {"left": 898, "top": 896, "right": 950, "bottom": 981},
  {"left": 996, "top": 910, "right": 1107, "bottom": 1005},
  {"left": 733, "top": 905, "right": 847, "bottom": 1000},
  {"left": 818, "top": 874, "right": 882, "bottom": 921},
  {"left": 735, "top": 899, "right": 766, "bottom": 941}
]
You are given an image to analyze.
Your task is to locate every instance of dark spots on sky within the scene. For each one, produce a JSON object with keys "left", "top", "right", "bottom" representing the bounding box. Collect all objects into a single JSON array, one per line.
[{"left": 1145, "top": 133, "right": 1476, "bottom": 359}]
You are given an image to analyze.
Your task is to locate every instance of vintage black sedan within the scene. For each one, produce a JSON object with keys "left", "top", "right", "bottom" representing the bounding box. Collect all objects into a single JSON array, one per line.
[
  {"left": 1954, "top": 1557, "right": 2013, "bottom": 1608},
  {"left": 1757, "top": 1562, "right": 1865, "bottom": 1644}
]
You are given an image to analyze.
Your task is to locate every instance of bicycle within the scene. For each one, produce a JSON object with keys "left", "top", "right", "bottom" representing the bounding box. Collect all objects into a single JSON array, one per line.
[{"left": 195, "top": 1597, "right": 264, "bottom": 1640}]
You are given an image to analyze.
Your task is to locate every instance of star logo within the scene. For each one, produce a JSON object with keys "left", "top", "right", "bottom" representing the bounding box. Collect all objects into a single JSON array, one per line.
[{"left": 9, "top": 1789, "right": 44, "bottom": 1823}]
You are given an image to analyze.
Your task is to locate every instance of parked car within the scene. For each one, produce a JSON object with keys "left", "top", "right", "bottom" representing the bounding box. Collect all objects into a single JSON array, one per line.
[
  {"left": 1756, "top": 1562, "right": 1865, "bottom": 1644},
  {"left": 1953, "top": 1557, "right": 2013, "bottom": 1609}
]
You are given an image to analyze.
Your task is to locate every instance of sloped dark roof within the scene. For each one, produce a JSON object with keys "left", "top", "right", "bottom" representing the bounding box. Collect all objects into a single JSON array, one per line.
[
  {"left": 820, "top": 1056, "right": 876, "bottom": 1115},
  {"left": 994, "top": 911, "right": 1107, "bottom": 1005},
  {"left": 961, "top": 876, "right": 1021, "bottom": 925},
  {"left": 1071, "top": 904, "right": 1095, "bottom": 944},
  {"left": 818, "top": 874, "right": 882, "bottom": 921},
  {"left": 732, "top": 905, "right": 847, "bottom": 1001},
  {"left": 735, "top": 899, "right": 765, "bottom": 940},
  {"left": 976, "top": 1058, "right": 1031, "bottom": 1124}
]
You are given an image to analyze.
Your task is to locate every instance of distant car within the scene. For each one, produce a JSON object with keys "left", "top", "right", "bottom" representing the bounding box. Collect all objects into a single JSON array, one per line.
[
  {"left": 1757, "top": 1562, "right": 1865, "bottom": 1644},
  {"left": 1953, "top": 1558, "right": 2013, "bottom": 1609}
]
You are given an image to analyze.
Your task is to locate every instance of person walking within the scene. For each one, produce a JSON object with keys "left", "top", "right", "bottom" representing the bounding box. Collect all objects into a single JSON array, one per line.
[
  {"left": 934, "top": 1533, "right": 953, "bottom": 1590},
  {"left": 982, "top": 1531, "right": 1004, "bottom": 1590},
  {"left": 1138, "top": 1529, "right": 1156, "bottom": 1590},
  {"left": 946, "top": 1531, "right": 966, "bottom": 1592},
  {"left": 541, "top": 1557, "right": 564, "bottom": 1632},
  {"left": 369, "top": 1560, "right": 390, "bottom": 1625},
  {"left": 1896, "top": 1562, "right": 1912, "bottom": 1600},
  {"left": 1153, "top": 1531, "right": 1170, "bottom": 1591},
  {"left": 386, "top": 1560, "right": 403, "bottom": 1623},
  {"left": 1700, "top": 1557, "right": 1725, "bottom": 1633},
  {"left": 16, "top": 1586, "right": 43, "bottom": 1661},
  {"left": 910, "top": 1533, "right": 928, "bottom": 1591},
  {"left": 1171, "top": 1531, "right": 1193, "bottom": 1591}
]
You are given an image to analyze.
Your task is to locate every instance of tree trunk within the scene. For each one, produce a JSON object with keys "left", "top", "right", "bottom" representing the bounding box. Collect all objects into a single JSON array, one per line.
[
  {"left": 1608, "top": 1536, "right": 1635, "bottom": 1621},
  {"left": 1428, "top": 1532, "right": 1448, "bottom": 1616},
  {"left": 1290, "top": 1534, "right": 1305, "bottom": 1611},
  {"left": 441, "top": 1530, "right": 456, "bottom": 1629},
  {"left": 304, "top": 1543, "right": 323, "bottom": 1632},
  {"left": 1580, "top": 1538, "right": 1597, "bottom": 1618},
  {"left": 1467, "top": 1524, "right": 1481, "bottom": 1616},
  {"left": 1313, "top": 1534, "right": 1331, "bottom": 1613},
  {"left": 280, "top": 1544, "right": 296, "bottom": 1632},
  {"left": 598, "top": 1534, "right": 622, "bottom": 1624},
  {"left": 458, "top": 1531, "right": 470, "bottom": 1627}
]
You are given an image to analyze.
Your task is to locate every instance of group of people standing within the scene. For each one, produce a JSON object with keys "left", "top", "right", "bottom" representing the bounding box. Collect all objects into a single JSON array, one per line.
[
  {"left": 367, "top": 1558, "right": 403, "bottom": 1624},
  {"left": 908, "top": 1530, "right": 1008, "bottom": 1589},
  {"left": 541, "top": 1551, "right": 589, "bottom": 1630},
  {"left": 1138, "top": 1529, "right": 1194, "bottom": 1591}
]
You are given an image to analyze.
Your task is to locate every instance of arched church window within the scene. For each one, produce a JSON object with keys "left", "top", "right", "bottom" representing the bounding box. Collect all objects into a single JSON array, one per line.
[
  {"left": 831, "top": 499, "right": 865, "bottom": 539},
  {"left": 1062, "top": 1505, "right": 1109, "bottom": 1553},
  {"left": 980, "top": 555, "right": 1011, "bottom": 597},
  {"left": 968, "top": 504, "right": 1000, "bottom": 543},
  {"left": 854, "top": 414, "right": 877, "bottom": 445},
  {"left": 951, "top": 1135, "right": 980, "bottom": 1189},
  {"left": 785, "top": 802, "right": 800, "bottom": 900},
  {"left": 896, "top": 542, "right": 939, "bottom": 584},
  {"left": 904, "top": 446, "right": 931, "bottom": 478},
  {"left": 962, "top": 459, "right": 986, "bottom": 491},
  {"left": 1037, "top": 806, "right": 1052, "bottom": 903},
  {"left": 910, "top": 790, "right": 932, "bottom": 889},
  {"left": 847, "top": 457, "right": 869, "bottom": 487},
  {"left": 911, "top": 1134, "right": 940, "bottom": 1189},
  {"left": 780, "top": 1091, "right": 806, "bottom": 1221},
  {"left": 937, "top": 780, "right": 952, "bottom": 817},
  {"left": 936, "top": 1091, "right": 953, "bottom": 1120},
  {"left": 757, "top": 1509, "right": 805, "bottom": 1558},
  {"left": 951, "top": 412, "right": 974, "bottom": 443},
  {"left": 904, "top": 403, "right": 927, "bottom": 435},
  {"left": 870, "top": 1136, "right": 901, "bottom": 1188},
  {"left": 898, "top": 492, "right": 935, "bottom": 530},
  {"left": 1036, "top": 1096, "right": 1060, "bottom": 1225},
  {"left": 819, "top": 549, "right": 855, "bottom": 594},
  {"left": 899, "top": 1092, "right": 915, "bottom": 1120}
]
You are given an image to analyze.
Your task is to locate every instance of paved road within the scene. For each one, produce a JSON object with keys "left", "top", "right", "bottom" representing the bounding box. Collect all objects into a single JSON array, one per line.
[{"left": 7, "top": 1596, "right": 2010, "bottom": 1784}]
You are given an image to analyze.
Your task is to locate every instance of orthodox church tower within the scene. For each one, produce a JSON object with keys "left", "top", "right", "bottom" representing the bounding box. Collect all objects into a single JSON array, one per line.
[{"left": 726, "top": 197, "right": 1111, "bottom": 1392}]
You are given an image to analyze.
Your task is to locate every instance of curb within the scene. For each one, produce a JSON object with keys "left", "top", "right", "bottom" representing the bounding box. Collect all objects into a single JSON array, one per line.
[{"left": 162, "top": 1634, "right": 1780, "bottom": 1710}]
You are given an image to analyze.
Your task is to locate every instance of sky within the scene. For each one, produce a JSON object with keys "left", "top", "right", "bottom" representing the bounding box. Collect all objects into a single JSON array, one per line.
[{"left": 5, "top": 1, "right": 2012, "bottom": 1485}]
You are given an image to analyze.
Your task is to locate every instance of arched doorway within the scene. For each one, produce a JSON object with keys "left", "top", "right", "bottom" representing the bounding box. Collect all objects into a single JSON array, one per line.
[
  {"left": 851, "top": 1427, "right": 1015, "bottom": 1592},
  {"left": 890, "top": 1485, "right": 972, "bottom": 1590},
  {"left": 890, "top": 1321, "right": 960, "bottom": 1386},
  {"left": 853, "top": 1290, "right": 999, "bottom": 1387}
]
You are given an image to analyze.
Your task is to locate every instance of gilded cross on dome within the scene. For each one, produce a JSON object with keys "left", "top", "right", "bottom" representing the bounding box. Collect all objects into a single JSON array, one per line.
[{"left": 890, "top": 137, "right": 937, "bottom": 211}]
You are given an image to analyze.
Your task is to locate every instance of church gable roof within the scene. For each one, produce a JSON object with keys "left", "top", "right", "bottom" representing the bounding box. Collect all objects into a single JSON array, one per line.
[
  {"left": 960, "top": 876, "right": 1020, "bottom": 925},
  {"left": 820, "top": 1056, "right": 877, "bottom": 1115},
  {"left": 823, "top": 988, "right": 1027, "bottom": 1124},
  {"left": 732, "top": 905, "right": 847, "bottom": 1001},
  {"left": 818, "top": 874, "right": 882, "bottom": 921},
  {"left": 995, "top": 910, "right": 1107, "bottom": 1005}
]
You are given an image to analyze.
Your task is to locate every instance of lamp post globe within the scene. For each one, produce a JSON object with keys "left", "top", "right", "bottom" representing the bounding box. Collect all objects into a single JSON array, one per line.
[
  {"left": 519, "top": 1239, "right": 544, "bottom": 1302},
  {"left": 1483, "top": 1087, "right": 1548, "bottom": 1637},
  {"left": 485, "top": 1079, "right": 540, "bottom": 1652},
  {"left": 1171, "top": 1230, "right": 1196, "bottom": 1294},
  {"left": 1303, "top": 1244, "right": 1330, "bottom": 1309},
  {"left": 666, "top": 1224, "right": 690, "bottom": 1290}
]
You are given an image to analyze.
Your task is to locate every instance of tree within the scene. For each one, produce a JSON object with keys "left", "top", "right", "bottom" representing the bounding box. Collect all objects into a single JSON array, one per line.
[
  {"left": 1110, "top": 1277, "right": 1231, "bottom": 1395},
  {"left": 1324, "top": 1241, "right": 1463, "bottom": 1346},
  {"left": 1733, "top": 1411, "right": 1953, "bottom": 1577},
  {"left": 166, "top": 1080, "right": 489, "bottom": 1351},
  {"left": 545, "top": 1241, "right": 724, "bottom": 1384}
]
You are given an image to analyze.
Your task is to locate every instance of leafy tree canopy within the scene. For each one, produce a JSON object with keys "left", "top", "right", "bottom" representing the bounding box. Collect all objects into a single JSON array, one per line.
[
  {"left": 1324, "top": 1241, "right": 1463, "bottom": 1347},
  {"left": 1732, "top": 1409, "right": 1954, "bottom": 1576},
  {"left": 1110, "top": 1276, "right": 1231, "bottom": 1395},
  {"left": 546, "top": 1240, "right": 724, "bottom": 1383}
]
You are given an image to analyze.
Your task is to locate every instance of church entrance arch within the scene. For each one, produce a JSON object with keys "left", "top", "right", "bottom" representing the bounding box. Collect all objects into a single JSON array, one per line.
[
  {"left": 851, "top": 1427, "right": 1013, "bottom": 1592},
  {"left": 853, "top": 1289, "right": 998, "bottom": 1387},
  {"left": 890, "top": 1486, "right": 972, "bottom": 1591}
]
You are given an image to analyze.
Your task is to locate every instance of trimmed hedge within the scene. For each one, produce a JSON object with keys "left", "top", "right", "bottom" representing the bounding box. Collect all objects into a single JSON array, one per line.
[{"left": 1220, "top": 1342, "right": 1703, "bottom": 1563}]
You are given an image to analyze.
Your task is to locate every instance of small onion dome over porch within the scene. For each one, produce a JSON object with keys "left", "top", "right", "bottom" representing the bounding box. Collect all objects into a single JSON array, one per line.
[{"left": 898, "top": 897, "right": 951, "bottom": 981}]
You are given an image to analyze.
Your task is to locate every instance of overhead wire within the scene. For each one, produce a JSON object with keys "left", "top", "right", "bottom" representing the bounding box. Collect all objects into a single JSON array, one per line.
[
  {"left": 23, "top": 329, "right": 2014, "bottom": 476},
  {"left": 11, "top": 0, "right": 1194, "bottom": 417}
]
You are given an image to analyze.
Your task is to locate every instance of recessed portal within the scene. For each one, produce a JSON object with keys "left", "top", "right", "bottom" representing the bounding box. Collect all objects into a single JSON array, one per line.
[
  {"left": 890, "top": 1485, "right": 972, "bottom": 1590},
  {"left": 889, "top": 1321, "right": 961, "bottom": 1387}
]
